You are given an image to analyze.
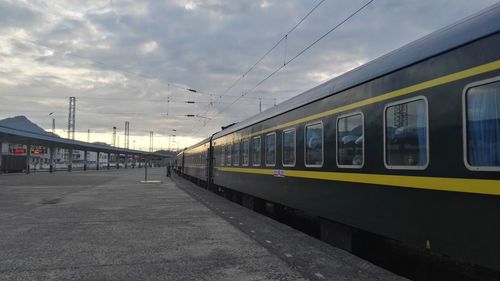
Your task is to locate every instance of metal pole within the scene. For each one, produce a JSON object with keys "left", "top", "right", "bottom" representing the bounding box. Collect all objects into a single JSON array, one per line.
[
  {"left": 68, "top": 148, "right": 73, "bottom": 172},
  {"left": 26, "top": 144, "right": 31, "bottom": 174},
  {"left": 49, "top": 146, "right": 54, "bottom": 173},
  {"left": 107, "top": 152, "right": 110, "bottom": 170},
  {"left": 96, "top": 152, "right": 100, "bottom": 170},
  {"left": 144, "top": 159, "right": 148, "bottom": 182},
  {"left": 116, "top": 153, "right": 119, "bottom": 169},
  {"left": 68, "top": 97, "right": 76, "bottom": 140},
  {"left": 84, "top": 150, "right": 88, "bottom": 171}
]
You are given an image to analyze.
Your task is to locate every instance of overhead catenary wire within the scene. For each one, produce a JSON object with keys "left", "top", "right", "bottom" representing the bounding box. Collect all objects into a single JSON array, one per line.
[
  {"left": 193, "top": 0, "right": 328, "bottom": 131},
  {"left": 206, "top": 0, "right": 375, "bottom": 125},
  {"left": 217, "top": 0, "right": 327, "bottom": 99}
]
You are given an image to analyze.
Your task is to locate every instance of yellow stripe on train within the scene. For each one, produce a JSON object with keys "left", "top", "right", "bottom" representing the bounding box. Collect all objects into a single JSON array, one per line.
[
  {"left": 216, "top": 167, "right": 500, "bottom": 196},
  {"left": 234, "top": 59, "right": 500, "bottom": 140}
]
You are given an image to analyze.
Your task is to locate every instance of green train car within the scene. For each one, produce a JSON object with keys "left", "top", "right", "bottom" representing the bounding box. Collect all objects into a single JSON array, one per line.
[{"left": 178, "top": 4, "right": 500, "bottom": 273}]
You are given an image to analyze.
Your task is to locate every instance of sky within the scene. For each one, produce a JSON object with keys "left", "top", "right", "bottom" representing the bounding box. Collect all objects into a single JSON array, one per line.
[{"left": 0, "top": 0, "right": 498, "bottom": 151}]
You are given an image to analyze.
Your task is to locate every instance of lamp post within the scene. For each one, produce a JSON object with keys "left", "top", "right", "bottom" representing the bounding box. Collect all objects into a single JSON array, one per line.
[{"left": 48, "top": 112, "right": 55, "bottom": 134}]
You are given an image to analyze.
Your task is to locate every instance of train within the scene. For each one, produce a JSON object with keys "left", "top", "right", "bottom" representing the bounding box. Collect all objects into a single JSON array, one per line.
[{"left": 175, "top": 4, "right": 500, "bottom": 274}]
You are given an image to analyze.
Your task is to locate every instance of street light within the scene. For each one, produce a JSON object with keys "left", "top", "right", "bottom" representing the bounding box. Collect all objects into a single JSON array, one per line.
[{"left": 48, "top": 112, "right": 55, "bottom": 134}]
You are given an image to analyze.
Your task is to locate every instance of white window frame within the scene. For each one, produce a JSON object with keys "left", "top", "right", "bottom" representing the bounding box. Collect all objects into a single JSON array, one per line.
[
  {"left": 242, "top": 139, "right": 250, "bottom": 166},
  {"left": 233, "top": 141, "right": 240, "bottom": 167},
  {"left": 304, "top": 121, "right": 324, "bottom": 168},
  {"left": 252, "top": 136, "right": 262, "bottom": 167},
  {"left": 383, "top": 96, "right": 429, "bottom": 170},
  {"left": 226, "top": 143, "right": 232, "bottom": 166},
  {"left": 336, "top": 112, "right": 364, "bottom": 169},
  {"left": 462, "top": 76, "right": 500, "bottom": 171},
  {"left": 220, "top": 145, "right": 225, "bottom": 166},
  {"left": 265, "top": 132, "right": 277, "bottom": 167},
  {"left": 282, "top": 128, "right": 296, "bottom": 167}
]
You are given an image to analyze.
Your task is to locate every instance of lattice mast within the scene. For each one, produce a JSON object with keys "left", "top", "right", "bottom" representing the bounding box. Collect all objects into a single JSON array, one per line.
[
  {"left": 67, "top": 97, "right": 76, "bottom": 139},
  {"left": 124, "top": 121, "right": 130, "bottom": 149}
]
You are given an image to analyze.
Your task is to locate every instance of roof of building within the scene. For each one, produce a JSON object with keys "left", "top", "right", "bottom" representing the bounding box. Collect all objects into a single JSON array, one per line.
[{"left": 0, "top": 116, "right": 167, "bottom": 157}]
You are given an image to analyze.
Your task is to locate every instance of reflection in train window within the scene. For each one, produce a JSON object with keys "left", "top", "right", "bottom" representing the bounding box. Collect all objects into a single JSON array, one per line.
[
  {"left": 221, "top": 145, "right": 225, "bottom": 166},
  {"left": 337, "top": 113, "right": 364, "bottom": 168},
  {"left": 385, "top": 97, "right": 428, "bottom": 169},
  {"left": 226, "top": 144, "right": 232, "bottom": 166},
  {"left": 265, "top": 132, "right": 276, "bottom": 166},
  {"left": 282, "top": 128, "right": 296, "bottom": 167},
  {"left": 465, "top": 80, "right": 500, "bottom": 169},
  {"left": 233, "top": 141, "right": 240, "bottom": 166},
  {"left": 252, "top": 136, "right": 261, "bottom": 166},
  {"left": 242, "top": 139, "right": 249, "bottom": 166},
  {"left": 305, "top": 122, "right": 323, "bottom": 167}
]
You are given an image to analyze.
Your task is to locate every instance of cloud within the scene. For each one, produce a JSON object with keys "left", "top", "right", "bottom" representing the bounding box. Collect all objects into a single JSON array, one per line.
[
  {"left": 139, "top": 41, "right": 159, "bottom": 55},
  {"left": 0, "top": 0, "right": 498, "bottom": 150}
]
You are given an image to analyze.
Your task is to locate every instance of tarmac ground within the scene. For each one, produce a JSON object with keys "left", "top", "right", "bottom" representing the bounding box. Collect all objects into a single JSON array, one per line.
[{"left": 0, "top": 168, "right": 406, "bottom": 280}]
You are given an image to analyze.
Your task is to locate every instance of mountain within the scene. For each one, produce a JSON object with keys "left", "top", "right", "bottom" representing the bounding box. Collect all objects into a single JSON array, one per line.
[{"left": 0, "top": 116, "right": 54, "bottom": 136}]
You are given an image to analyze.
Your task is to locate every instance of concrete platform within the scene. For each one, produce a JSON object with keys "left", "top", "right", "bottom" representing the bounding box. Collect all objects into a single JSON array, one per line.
[{"left": 0, "top": 168, "right": 406, "bottom": 280}]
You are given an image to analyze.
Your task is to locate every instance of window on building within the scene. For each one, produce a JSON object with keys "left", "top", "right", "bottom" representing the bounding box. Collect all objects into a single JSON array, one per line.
[
  {"left": 385, "top": 97, "right": 428, "bottom": 169},
  {"left": 305, "top": 122, "right": 323, "bottom": 167},
  {"left": 265, "top": 132, "right": 276, "bottom": 166},
  {"left": 337, "top": 113, "right": 364, "bottom": 167},
  {"left": 252, "top": 136, "right": 261, "bottom": 166},
  {"left": 233, "top": 141, "right": 240, "bottom": 166},
  {"left": 242, "top": 139, "right": 249, "bottom": 166},
  {"left": 282, "top": 129, "right": 296, "bottom": 167},
  {"left": 465, "top": 80, "right": 500, "bottom": 169}
]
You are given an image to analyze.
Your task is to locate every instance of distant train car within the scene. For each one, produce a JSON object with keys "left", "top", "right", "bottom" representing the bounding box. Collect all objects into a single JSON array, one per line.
[
  {"left": 174, "top": 150, "right": 185, "bottom": 174},
  {"left": 181, "top": 5, "right": 500, "bottom": 273},
  {"left": 182, "top": 137, "right": 211, "bottom": 184}
]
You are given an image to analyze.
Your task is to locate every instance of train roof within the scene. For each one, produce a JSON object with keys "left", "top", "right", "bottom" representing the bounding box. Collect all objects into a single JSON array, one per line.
[
  {"left": 213, "top": 3, "right": 500, "bottom": 140},
  {"left": 184, "top": 137, "right": 212, "bottom": 152}
]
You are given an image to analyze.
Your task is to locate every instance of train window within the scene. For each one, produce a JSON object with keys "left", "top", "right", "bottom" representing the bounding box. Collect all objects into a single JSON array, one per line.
[
  {"left": 337, "top": 113, "right": 364, "bottom": 168},
  {"left": 384, "top": 97, "right": 428, "bottom": 169},
  {"left": 221, "top": 145, "right": 225, "bottom": 166},
  {"left": 464, "top": 79, "right": 500, "bottom": 170},
  {"left": 265, "top": 132, "right": 276, "bottom": 167},
  {"left": 305, "top": 122, "right": 323, "bottom": 167},
  {"left": 242, "top": 139, "right": 249, "bottom": 166},
  {"left": 252, "top": 136, "right": 261, "bottom": 166},
  {"left": 233, "top": 141, "right": 240, "bottom": 166},
  {"left": 226, "top": 144, "right": 232, "bottom": 166},
  {"left": 282, "top": 128, "right": 296, "bottom": 167}
]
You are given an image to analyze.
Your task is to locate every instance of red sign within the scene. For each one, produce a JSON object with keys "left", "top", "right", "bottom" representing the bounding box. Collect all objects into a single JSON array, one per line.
[{"left": 11, "top": 148, "right": 26, "bottom": 154}]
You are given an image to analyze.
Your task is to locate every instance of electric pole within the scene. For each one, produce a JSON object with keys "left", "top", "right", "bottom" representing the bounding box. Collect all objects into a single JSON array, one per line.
[
  {"left": 149, "top": 131, "right": 154, "bottom": 152},
  {"left": 112, "top": 126, "right": 117, "bottom": 147},
  {"left": 67, "top": 97, "right": 76, "bottom": 139},
  {"left": 124, "top": 121, "right": 130, "bottom": 149}
]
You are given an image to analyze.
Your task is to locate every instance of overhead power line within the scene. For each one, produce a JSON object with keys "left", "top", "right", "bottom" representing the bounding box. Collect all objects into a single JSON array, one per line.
[
  {"left": 218, "top": 0, "right": 327, "bottom": 99},
  {"left": 193, "top": 0, "right": 329, "bottom": 132},
  {"left": 207, "top": 0, "right": 375, "bottom": 124}
]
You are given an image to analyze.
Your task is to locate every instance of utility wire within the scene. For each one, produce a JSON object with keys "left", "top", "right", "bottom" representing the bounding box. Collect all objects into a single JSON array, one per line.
[
  {"left": 218, "top": 0, "right": 327, "bottom": 98},
  {"left": 195, "top": 0, "right": 328, "bottom": 122},
  {"left": 207, "top": 0, "right": 375, "bottom": 124}
]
